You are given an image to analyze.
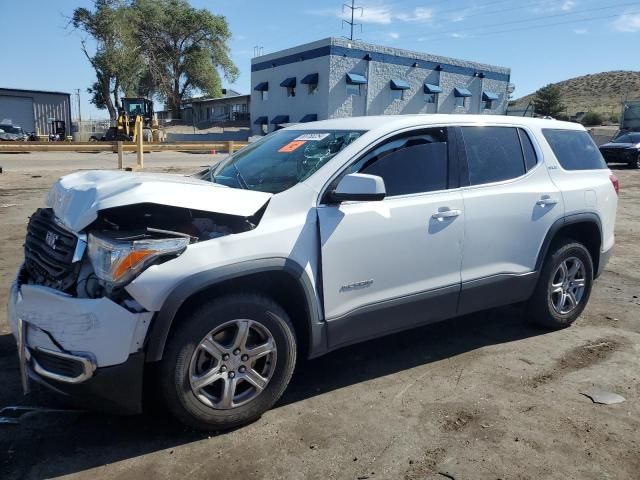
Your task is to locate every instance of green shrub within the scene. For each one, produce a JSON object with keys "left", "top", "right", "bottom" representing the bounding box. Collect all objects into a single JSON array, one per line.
[
  {"left": 581, "top": 112, "right": 603, "bottom": 126},
  {"left": 556, "top": 113, "right": 570, "bottom": 121}
]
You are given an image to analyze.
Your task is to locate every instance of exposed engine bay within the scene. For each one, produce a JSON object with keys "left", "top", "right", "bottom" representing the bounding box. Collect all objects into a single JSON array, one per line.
[
  {"left": 93, "top": 202, "right": 262, "bottom": 241},
  {"left": 23, "top": 203, "right": 266, "bottom": 305}
]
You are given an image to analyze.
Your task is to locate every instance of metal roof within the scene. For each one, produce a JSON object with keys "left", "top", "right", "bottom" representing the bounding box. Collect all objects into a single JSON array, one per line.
[{"left": 0, "top": 87, "right": 71, "bottom": 97}]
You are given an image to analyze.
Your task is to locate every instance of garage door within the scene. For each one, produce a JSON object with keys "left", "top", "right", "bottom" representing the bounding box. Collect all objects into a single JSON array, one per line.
[{"left": 0, "top": 95, "right": 35, "bottom": 131}]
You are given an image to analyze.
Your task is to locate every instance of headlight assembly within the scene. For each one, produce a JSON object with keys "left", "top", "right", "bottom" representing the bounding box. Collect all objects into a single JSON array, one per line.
[{"left": 87, "top": 232, "right": 189, "bottom": 286}]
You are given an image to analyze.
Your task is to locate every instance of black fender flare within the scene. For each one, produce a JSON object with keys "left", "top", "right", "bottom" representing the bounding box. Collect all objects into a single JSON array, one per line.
[
  {"left": 535, "top": 212, "right": 603, "bottom": 273},
  {"left": 144, "top": 258, "right": 327, "bottom": 362}
]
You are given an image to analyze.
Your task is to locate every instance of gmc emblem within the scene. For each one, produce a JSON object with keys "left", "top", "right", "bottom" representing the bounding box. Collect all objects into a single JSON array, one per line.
[{"left": 45, "top": 231, "right": 59, "bottom": 250}]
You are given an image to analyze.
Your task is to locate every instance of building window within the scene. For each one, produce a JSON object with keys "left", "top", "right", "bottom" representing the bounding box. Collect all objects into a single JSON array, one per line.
[
  {"left": 424, "top": 93, "right": 437, "bottom": 104},
  {"left": 287, "top": 86, "right": 296, "bottom": 97},
  {"left": 261, "top": 90, "right": 268, "bottom": 101},
  {"left": 390, "top": 89, "right": 404, "bottom": 102},
  {"left": 483, "top": 99, "right": 494, "bottom": 110},
  {"left": 308, "top": 83, "right": 318, "bottom": 95},
  {"left": 481, "top": 91, "right": 498, "bottom": 110},
  {"left": 347, "top": 83, "right": 361, "bottom": 96},
  {"left": 454, "top": 87, "right": 472, "bottom": 108}
]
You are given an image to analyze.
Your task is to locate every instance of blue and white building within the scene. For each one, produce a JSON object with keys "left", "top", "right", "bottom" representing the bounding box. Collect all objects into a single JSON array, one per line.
[{"left": 250, "top": 37, "right": 512, "bottom": 135}]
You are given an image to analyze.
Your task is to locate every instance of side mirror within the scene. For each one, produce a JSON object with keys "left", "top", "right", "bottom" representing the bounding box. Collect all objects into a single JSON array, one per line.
[{"left": 328, "top": 173, "right": 386, "bottom": 202}]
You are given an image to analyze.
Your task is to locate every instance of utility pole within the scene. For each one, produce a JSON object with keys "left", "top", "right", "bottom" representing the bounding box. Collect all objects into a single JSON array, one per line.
[
  {"left": 76, "top": 88, "right": 82, "bottom": 123},
  {"left": 342, "top": 0, "right": 362, "bottom": 41}
]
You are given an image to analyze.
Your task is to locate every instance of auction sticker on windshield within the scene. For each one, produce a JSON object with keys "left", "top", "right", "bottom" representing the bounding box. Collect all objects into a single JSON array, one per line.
[
  {"left": 278, "top": 140, "right": 306, "bottom": 153},
  {"left": 295, "top": 133, "right": 330, "bottom": 141}
]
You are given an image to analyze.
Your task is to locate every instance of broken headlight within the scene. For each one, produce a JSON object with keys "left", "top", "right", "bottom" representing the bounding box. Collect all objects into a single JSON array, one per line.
[{"left": 87, "top": 232, "right": 189, "bottom": 286}]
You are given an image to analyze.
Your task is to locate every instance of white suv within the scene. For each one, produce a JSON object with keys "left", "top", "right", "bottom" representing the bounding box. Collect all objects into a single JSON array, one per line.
[{"left": 8, "top": 115, "right": 618, "bottom": 430}]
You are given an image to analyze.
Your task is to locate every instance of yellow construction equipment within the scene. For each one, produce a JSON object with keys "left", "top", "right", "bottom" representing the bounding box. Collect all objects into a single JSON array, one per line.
[{"left": 114, "top": 97, "right": 164, "bottom": 142}]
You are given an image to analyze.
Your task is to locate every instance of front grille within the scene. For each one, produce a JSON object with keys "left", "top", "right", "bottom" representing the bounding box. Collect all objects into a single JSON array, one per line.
[
  {"left": 602, "top": 150, "right": 621, "bottom": 162},
  {"left": 601, "top": 149, "right": 634, "bottom": 162},
  {"left": 30, "top": 348, "right": 85, "bottom": 378},
  {"left": 24, "top": 208, "right": 79, "bottom": 291}
]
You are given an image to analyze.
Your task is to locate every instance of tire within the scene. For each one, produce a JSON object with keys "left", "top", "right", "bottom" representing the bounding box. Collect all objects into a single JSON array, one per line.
[
  {"left": 527, "top": 240, "right": 594, "bottom": 329},
  {"left": 159, "top": 293, "right": 297, "bottom": 430},
  {"left": 630, "top": 154, "right": 640, "bottom": 169}
]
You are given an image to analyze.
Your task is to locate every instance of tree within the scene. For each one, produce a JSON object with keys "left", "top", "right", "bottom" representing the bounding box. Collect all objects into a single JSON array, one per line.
[
  {"left": 133, "top": 0, "right": 239, "bottom": 118},
  {"left": 533, "top": 84, "right": 566, "bottom": 118},
  {"left": 72, "top": 0, "right": 144, "bottom": 120}
]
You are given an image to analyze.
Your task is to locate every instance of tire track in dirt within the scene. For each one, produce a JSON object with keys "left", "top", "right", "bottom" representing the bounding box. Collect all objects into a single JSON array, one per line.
[{"left": 528, "top": 337, "right": 625, "bottom": 388}]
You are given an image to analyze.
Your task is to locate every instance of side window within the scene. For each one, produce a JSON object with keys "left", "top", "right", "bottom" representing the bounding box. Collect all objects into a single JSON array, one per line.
[
  {"left": 348, "top": 128, "right": 449, "bottom": 196},
  {"left": 542, "top": 129, "right": 607, "bottom": 170},
  {"left": 518, "top": 128, "right": 538, "bottom": 171},
  {"left": 461, "top": 126, "right": 525, "bottom": 185}
]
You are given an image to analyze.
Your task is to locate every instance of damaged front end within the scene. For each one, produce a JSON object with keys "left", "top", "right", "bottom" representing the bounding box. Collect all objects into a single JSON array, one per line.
[
  {"left": 80, "top": 203, "right": 264, "bottom": 301},
  {"left": 11, "top": 172, "right": 270, "bottom": 413}
]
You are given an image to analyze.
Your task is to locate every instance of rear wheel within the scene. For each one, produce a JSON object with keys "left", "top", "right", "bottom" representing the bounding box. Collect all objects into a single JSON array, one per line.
[
  {"left": 159, "top": 293, "right": 297, "bottom": 430},
  {"left": 527, "top": 240, "right": 594, "bottom": 328}
]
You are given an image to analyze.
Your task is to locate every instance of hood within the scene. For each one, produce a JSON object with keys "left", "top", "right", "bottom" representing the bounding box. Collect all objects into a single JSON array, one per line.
[
  {"left": 600, "top": 142, "right": 638, "bottom": 149},
  {"left": 47, "top": 170, "right": 272, "bottom": 231},
  {"left": 0, "top": 132, "right": 23, "bottom": 141}
]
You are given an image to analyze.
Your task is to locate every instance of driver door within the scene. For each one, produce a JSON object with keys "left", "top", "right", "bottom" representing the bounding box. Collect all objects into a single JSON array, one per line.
[{"left": 317, "top": 127, "right": 465, "bottom": 349}]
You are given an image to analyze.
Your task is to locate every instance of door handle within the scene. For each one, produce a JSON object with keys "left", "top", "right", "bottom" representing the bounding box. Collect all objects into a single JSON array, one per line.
[
  {"left": 432, "top": 209, "right": 461, "bottom": 220},
  {"left": 536, "top": 195, "right": 559, "bottom": 207}
]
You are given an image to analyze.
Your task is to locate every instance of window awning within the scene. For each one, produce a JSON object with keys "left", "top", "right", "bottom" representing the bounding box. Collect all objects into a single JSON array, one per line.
[
  {"left": 271, "top": 115, "right": 289, "bottom": 125},
  {"left": 424, "top": 83, "right": 443, "bottom": 94},
  {"left": 280, "top": 77, "right": 296, "bottom": 88},
  {"left": 482, "top": 91, "right": 499, "bottom": 101},
  {"left": 254, "top": 82, "right": 269, "bottom": 91},
  {"left": 390, "top": 79, "right": 410, "bottom": 90},
  {"left": 253, "top": 116, "right": 268, "bottom": 125},
  {"left": 346, "top": 73, "right": 367, "bottom": 84},
  {"left": 299, "top": 114, "right": 318, "bottom": 123},
  {"left": 301, "top": 73, "right": 319, "bottom": 85},
  {"left": 454, "top": 87, "right": 472, "bottom": 97}
]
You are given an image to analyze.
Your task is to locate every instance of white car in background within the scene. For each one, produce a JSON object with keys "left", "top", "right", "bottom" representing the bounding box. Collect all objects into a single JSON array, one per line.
[{"left": 8, "top": 115, "right": 618, "bottom": 430}]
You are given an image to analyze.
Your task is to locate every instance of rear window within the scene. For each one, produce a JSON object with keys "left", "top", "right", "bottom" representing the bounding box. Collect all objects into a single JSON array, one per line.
[
  {"left": 461, "top": 126, "right": 525, "bottom": 185},
  {"left": 542, "top": 129, "right": 607, "bottom": 170}
]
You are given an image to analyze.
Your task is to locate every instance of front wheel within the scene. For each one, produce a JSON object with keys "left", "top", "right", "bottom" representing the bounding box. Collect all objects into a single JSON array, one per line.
[
  {"left": 527, "top": 240, "right": 594, "bottom": 328},
  {"left": 159, "top": 293, "right": 297, "bottom": 430},
  {"left": 630, "top": 154, "right": 640, "bottom": 169}
]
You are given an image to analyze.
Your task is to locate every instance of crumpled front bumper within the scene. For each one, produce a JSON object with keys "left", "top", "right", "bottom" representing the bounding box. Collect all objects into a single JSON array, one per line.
[{"left": 8, "top": 276, "right": 154, "bottom": 414}]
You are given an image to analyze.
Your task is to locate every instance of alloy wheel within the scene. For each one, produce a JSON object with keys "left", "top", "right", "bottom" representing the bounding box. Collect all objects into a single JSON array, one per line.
[
  {"left": 189, "top": 319, "right": 277, "bottom": 410},
  {"left": 549, "top": 257, "right": 587, "bottom": 315}
]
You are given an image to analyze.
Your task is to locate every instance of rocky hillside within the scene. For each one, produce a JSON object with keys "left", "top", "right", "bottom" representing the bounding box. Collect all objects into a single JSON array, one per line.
[{"left": 510, "top": 71, "right": 640, "bottom": 118}]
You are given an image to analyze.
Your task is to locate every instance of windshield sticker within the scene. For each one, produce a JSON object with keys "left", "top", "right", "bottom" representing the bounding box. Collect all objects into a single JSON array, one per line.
[
  {"left": 294, "top": 133, "right": 330, "bottom": 141},
  {"left": 278, "top": 140, "right": 307, "bottom": 153}
]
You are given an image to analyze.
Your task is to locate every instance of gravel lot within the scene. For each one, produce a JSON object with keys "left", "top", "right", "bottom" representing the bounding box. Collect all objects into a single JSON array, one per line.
[{"left": 0, "top": 154, "right": 638, "bottom": 480}]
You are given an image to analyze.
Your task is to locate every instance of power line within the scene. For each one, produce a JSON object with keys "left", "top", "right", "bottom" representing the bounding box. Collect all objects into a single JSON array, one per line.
[
  {"left": 342, "top": 0, "right": 363, "bottom": 40},
  {"left": 412, "top": 1, "right": 640, "bottom": 41},
  {"left": 428, "top": 9, "right": 640, "bottom": 42},
  {"left": 362, "top": 0, "right": 530, "bottom": 36}
]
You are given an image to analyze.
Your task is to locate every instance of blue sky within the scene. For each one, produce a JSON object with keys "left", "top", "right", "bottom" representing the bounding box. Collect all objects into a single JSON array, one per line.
[{"left": 1, "top": 0, "right": 639, "bottom": 119}]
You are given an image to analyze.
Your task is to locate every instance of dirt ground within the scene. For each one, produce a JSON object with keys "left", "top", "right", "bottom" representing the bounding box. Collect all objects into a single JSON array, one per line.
[{"left": 0, "top": 154, "right": 638, "bottom": 480}]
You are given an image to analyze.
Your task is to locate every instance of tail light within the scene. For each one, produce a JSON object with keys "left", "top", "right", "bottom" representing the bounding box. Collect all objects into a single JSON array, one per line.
[{"left": 609, "top": 174, "right": 619, "bottom": 195}]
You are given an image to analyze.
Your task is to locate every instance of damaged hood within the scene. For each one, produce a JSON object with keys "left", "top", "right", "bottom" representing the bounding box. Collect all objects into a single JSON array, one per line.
[{"left": 47, "top": 170, "right": 272, "bottom": 231}]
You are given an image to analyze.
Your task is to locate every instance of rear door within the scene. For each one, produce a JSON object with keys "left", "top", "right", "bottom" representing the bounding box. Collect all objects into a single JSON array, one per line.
[
  {"left": 318, "top": 127, "right": 465, "bottom": 348},
  {"left": 457, "top": 125, "right": 564, "bottom": 314}
]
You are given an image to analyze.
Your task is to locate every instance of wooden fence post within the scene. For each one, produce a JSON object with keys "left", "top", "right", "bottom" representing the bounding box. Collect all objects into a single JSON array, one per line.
[
  {"left": 136, "top": 121, "right": 144, "bottom": 169},
  {"left": 226, "top": 140, "right": 234, "bottom": 154},
  {"left": 117, "top": 141, "right": 124, "bottom": 169}
]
